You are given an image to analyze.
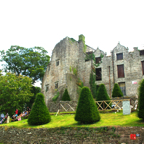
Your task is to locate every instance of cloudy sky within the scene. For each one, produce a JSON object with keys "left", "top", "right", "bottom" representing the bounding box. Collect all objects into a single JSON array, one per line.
[{"left": 0, "top": 0, "right": 144, "bottom": 88}]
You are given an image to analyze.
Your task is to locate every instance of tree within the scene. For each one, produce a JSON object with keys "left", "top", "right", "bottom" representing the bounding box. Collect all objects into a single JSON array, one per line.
[
  {"left": 112, "top": 83, "right": 123, "bottom": 97},
  {"left": 0, "top": 46, "right": 50, "bottom": 84},
  {"left": 96, "top": 84, "right": 112, "bottom": 109},
  {"left": 0, "top": 72, "right": 34, "bottom": 116},
  {"left": 75, "top": 86, "right": 100, "bottom": 124},
  {"left": 61, "top": 89, "right": 71, "bottom": 101},
  {"left": 25, "top": 86, "right": 41, "bottom": 109},
  {"left": 138, "top": 79, "right": 144, "bottom": 120},
  {"left": 28, "top": 93, "right": 51, "bottom": 125}
]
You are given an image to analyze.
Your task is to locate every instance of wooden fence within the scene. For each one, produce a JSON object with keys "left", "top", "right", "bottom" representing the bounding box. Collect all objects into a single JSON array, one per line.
[
  {"left": 95, "top": 99, "right": 131, "bottom": 111},
  {"left": 55, "top": 99, "right": 138, "bottom": 115}
]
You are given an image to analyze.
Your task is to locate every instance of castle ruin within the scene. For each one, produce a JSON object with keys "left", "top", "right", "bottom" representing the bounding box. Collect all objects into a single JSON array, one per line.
[{"left": 41, "top": 35, "right": 144, "bottom": 106}]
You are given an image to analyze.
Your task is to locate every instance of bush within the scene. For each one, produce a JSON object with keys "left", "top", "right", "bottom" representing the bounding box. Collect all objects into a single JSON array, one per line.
[
  {"left": 28, "top": 93, "right": 51, "bottom": 125},
  {"left": 138, "top": 79, "right": 144, "bottom": 120},
  {"left": 61, "top": 89, "right": 71, "bottom": 101},
  {"left": 96, "top": 84, "right": 112, "bottom": 109},
  {"left": 112, "top": 83, "right": 123, "bottom": 97},
  {"left": 75, "top": 86, "right": 100, "bottom": 124}
]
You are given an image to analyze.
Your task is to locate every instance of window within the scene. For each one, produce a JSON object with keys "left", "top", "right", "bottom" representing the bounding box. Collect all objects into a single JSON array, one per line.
[
  {"left": 117, "top": 53, "right": 123, "bottom": 60},
  {"left": 117, "top": 65, "right": 125, "bottom": 78},
  {"left": 140, "top": 50, "right": 144, "bottom": 56},
  {"left": 56, "top": 60, "right": 59, "bottom": 66},
  {"left": 118, "top": 82, "right": 126, "bottom": 96},
  {"left": 45, "top": 84, "right": 49, "bottom": 92},
  {"left": 95, "top": 57, "right": 101, "bottom": 64},
  {"left": 96, "top": 68, "right": 102, "bottom": 80},
  {"left": 55, "top": 82, "right": 58, "bottom": 89},
  {"left": 142, "top": 61, "right": 144, "bottom": 75}
]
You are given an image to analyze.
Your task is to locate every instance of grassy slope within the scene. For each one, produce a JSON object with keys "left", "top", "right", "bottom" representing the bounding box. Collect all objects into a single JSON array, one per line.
[{"left": 0, "top": 111, "right": 144, "bottom": 129}]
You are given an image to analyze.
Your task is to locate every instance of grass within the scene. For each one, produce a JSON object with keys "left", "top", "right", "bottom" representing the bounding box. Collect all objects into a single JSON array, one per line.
[{"left": 0, "top": 111, "right": 144, "bottom": 129}]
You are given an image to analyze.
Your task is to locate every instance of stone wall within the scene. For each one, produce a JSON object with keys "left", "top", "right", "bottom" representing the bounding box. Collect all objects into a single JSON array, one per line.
[
  {"left": 48, "top": 101, "right": 78, "bottom": 112},
  {"left": 0, "top": 126, "right": 144, "bottom": 144}
]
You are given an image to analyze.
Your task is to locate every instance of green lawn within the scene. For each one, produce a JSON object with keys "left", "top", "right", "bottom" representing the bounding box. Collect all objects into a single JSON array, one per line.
[{"left": 0, "top": 111, "right": 144, "bottom": 129}]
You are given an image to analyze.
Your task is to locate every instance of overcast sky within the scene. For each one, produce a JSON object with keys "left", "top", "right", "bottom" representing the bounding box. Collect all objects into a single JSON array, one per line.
[{"left": 0, "top": 0, "right": 144, "bottom": 88}]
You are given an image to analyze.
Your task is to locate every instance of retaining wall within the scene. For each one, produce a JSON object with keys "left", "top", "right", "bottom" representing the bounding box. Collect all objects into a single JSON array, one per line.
[{"left": 0, "top": 126, "right": 144, "bottom": 144}]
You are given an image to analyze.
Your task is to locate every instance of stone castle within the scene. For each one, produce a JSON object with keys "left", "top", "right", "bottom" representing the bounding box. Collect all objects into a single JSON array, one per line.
[{"left": 41, "top": 35, "right": 144, "bottom": 106}]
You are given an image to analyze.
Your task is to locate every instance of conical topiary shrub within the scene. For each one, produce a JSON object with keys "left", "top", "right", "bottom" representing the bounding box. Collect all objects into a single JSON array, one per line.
[
  {"left": 61, "top": 89, "right": 71, "bottom": 101},
  {"left": 112, "top": 83, "right": 123, "bottom": 97},
  {"left": 138, "top": 79, "right": 144, "bottom": 120},
  {"left": 96, "top": 84, "right": 112, "bottom": 109},
  {"left": 75, "top": 86, "right": 100, "bottom": 124},
  {"left": 28, "top": 93, "right": 51, "bottom": 125}
]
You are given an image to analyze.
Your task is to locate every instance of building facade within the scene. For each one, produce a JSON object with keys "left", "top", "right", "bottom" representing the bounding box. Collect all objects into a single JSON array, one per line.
[{"left": 41, "top": 36, "right": 144, "bottom": 106}]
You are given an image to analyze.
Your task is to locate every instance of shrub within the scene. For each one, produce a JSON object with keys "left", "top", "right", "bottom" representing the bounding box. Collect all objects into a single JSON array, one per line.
[
  {"left": 96, "top": 84, "right": 112, "bottom": 109},
  {"left": 112, "top": 83, "right": 123, "bottom": 97},
  {"left": 61, "top": 89, "right": 71, "bottom": 101},
  {"left": 75, "top": 86, "right": 100, "bottom": 124},
  {"left": 138, "top": 79, "right": 144, "bottom": 120},
  {"left": 28, "top": 93, "right": 51, "bottom": 125}
]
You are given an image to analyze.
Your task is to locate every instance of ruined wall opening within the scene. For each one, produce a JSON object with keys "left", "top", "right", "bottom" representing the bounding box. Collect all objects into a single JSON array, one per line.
[
  {"left": 96, "top": 68, "right": 102, "bottom": 81},
  {"left": 45, "top": 84, "right": 49, "bottom": 92},
  {"left": 95, "top": 57, "right": 101, "bottom": 64},
  {"left": 55, "top": 82, "right": 58, "bottom": 89},
  {"left": 140, "top": 50, "right": 144, "bottom": 56},
  {"left": 56, "top": 60, "right": 59, "bottom": 66}
]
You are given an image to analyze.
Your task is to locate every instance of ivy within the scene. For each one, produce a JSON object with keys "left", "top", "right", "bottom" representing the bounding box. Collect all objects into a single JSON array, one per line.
[
  {"left": 70, "top": 38, "right": 76, "bottom": 43},
  {"left": 76, "top": 78, "right": 84, "bottom": 88},
  {"left": 68, "top": 38, "right": 77, "bottom": 45},
  {"left": 85, "top": 53, "right": 104, "bottom": 73},
  {"left": 52, "top": 92, "right": 59, "bottom": 102},
  {"left": 76, "top": 78, "right": 84, "bottom": 95},
  {"left": 78, "top": 34, "right": 87, "bottom": 53},
  {"left": 69, "top": 66, "right": 72, "bottom": 72},
  {"left": 72, "top": 67, "right": 77, "bottom": 76}
]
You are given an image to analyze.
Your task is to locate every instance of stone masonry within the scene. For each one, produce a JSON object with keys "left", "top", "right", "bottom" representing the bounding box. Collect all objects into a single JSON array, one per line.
[{"left": 41, "top": 35, "right": 144, "bottom": 107}]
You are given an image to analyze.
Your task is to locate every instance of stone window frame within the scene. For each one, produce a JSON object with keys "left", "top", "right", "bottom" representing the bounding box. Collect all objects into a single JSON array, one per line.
[
  {"left": 55, "top": 81, "right": 58, "bottom": 89},
  {"left": 45, "top": 84, "right": 49, "bottom": 92},
  {"left": 116, "top": 53, "right": 123, "bottom": 60},
  {"left": 56, "top": 59, "right": 59, "bottom": 66}
]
